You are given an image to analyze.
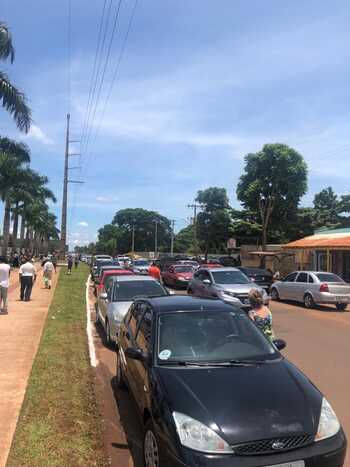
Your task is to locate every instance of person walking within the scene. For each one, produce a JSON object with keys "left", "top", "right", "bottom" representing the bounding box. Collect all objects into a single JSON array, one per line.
[
  {"left": 248, "top": 289, "right": 275, "bottom": 342},
  {"left": 43, "top": 259, "right": 54, "bottom": 289},
  {"left": 19, "top": 258, "right": 37, "bottom": 302},
  {"left": 67, "top": 256, "right": 73, "bottom": 275},
  {"left": 0, "top": 256, "right": 11, "bottom": 314},
  {"left": 74, "top": 255, "right": 79, "bottom": 269},
  {"left": 51, "top": 254, "right": 57, "bottom": 272},
  {"left": 148, "top": 262, "right": 162, "bottom": 283}
]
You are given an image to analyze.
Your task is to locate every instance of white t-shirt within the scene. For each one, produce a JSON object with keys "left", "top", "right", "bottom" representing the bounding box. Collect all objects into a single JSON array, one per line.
[
  {"left": 43, "top": 261, "right": 54, "bottom": 272},
  {"left": 0, "top": 263, "right": 11, "bottom": 288},
  {"left": 19, "top": 262, "right": 37, "bottom": 277}
]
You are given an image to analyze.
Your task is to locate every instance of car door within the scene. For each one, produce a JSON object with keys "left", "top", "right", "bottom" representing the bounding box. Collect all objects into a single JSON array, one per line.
[
  {"left": 133, "top": 304, "right": 153, "bottom": 413},
  {"left": 279, "top": 272, "right": 298, "bottom": 300},
  {"left": 294, "top": 272, "right": 309, "bottom": 302},
  {"left": 98, "top": 277, "right": 114, "bottom": 325},
  {"left": 122, "top": 302, "right": 145, "bottom": 397}
]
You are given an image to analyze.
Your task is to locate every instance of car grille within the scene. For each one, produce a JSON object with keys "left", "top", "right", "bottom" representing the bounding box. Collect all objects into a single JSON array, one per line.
[
  {"left": 235, "top": 293, "right": 249, "bottom": 305},
  {"left": 233, "top": 434, "right": 313, "bottom": 456}
]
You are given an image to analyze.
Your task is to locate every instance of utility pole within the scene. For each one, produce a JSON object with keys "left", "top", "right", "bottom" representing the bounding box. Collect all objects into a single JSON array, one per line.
[
  {"left": 170, "top": 220, "right": 175, "bottom": 256},
  {"left": 187, "top": 203, "right": 203, "bottom": 255},
  {"left": 154, "top": 220, "right": 158, "bottom": 257},
  {"left": 60, "top": 113, "right": 84, "bottom": 259},
  {"left": 131, "top": 225, "right": 135, "bottom": 254}
]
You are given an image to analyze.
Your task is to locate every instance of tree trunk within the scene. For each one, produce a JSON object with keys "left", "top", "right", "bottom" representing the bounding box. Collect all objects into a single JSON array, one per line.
[
  {"left": 20, "top": 216, "right": 26, "bottom": 250},
  {"left": 12, "top": 202, "right": 19, "bottom": 251},
  {"left": 2, "top": 198, "right": 11, "bottom": 255}
]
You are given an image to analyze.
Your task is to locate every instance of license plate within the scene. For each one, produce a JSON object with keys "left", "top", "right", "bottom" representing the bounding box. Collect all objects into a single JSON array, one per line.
[{"left": 266, "top": 461, "right": 305, "bottom": 467}]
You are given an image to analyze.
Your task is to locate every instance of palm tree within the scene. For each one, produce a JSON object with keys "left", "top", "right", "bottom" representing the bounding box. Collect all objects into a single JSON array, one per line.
[{"left": 0, "top": 22, "right": 31, "bottom": 132}]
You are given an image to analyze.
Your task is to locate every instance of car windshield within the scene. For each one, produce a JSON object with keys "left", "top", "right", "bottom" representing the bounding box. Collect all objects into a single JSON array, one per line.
[
  {"left": 212, "top": 270, "right": 250, "bottom": 284},
  {"left": 134, "top": 260, "right": 149, "bottom": 266},
  {"left": 315, "top": 273, "right": 344, "bottom": 283},
  {"left": 158, "top": 311, "right": 277, "bottom": 364},
  {"left": 242, "top": 268, "right": 271, "bottom": 276},
  {"left": 113, "top": 280, "right": 167, "bottom": 301},
  {"left": 174, "top": 266, "right": 193, "bottom": 273}
]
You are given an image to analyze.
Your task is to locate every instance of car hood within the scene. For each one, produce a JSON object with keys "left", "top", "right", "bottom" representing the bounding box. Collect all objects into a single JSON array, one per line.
[
  {"left": 175, "top": 272, "right": 193, "bottom": 280},
  {"left": 216, "top": 283, "right": 261, "bottom": 294},
  {"left": 157, "top": 360, "right": 321, "bottom": 445},
  {"left": 109, "top": 301, "right": 132, "bottom": 319}
]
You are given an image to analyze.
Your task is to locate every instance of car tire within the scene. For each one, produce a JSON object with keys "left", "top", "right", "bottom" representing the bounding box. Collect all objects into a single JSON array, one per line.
[
  {"left": 116, "top": 350, "right": 126, "bottom": 389},
  {"left": 336, "top": 303, "right": 348, "bottom": 311},
  {"left": 304, "top": 293, "right": 315, "bottom": 309},
  {"left": 270, "top": 288, "right": 280, "bottom": 301},
  {"left": 95, "top": 303, "right": 100, "bottom": 325},
  {"left": 143, "top": 420, "right": 161, "bottom": 467}
]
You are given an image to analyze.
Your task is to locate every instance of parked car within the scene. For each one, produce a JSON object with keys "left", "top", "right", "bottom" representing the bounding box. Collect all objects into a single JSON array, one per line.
[
  {"left": 130, "top": 259, "right": 151, "bottom": 275},
  {"left": 162, "top": 265, "right": 194, "bottom": 288},
  {"left": 188, "top": 267, "right": 268, "bottom": 310},
  {"left": 96, "top": 275, "right": 169, "bottom": 346},
  {"left": 93, "top": 254, "right": 113, "bottom": 263},
  {"left": 238, "top": 266, "right": 273, "bottom": 291},
  {"left": 116, "top": 295, "right": 346, "bottom": 467},
  {"left": 271, "top": 271, "right": 350, "bottom": 310},
  {"left": 176, "top": 260, "right": 200, "bottom": 270},
  {"left": 200, "top": 262, "right": 224, "bottom": 269},
  {"left": 93, "top": 260, "right": 121, "bottom": 282},
  {"left": 94, "top": 269, "right": 134, "bottom": 296}
]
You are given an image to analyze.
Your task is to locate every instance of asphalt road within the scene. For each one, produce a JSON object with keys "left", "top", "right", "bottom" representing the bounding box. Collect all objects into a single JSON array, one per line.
[{"left": 91, "top": 286, "right": 350, "bottom": 467}]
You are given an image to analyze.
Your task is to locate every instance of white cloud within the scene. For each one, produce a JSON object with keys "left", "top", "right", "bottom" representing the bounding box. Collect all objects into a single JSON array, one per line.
[
  {"left": 26, "top": 124, "right": 54, "bottom": 145},
  {"left": 96, "top": 196, "right": 119, "bottom": 203},
  {"left": 77, "top": 221, "right": 88, "bottom": 227}
]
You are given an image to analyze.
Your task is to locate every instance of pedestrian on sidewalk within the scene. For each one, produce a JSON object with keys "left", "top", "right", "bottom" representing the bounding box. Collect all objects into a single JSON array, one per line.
[
  {"left": 74, "top": 255, "right": 79, "bottom": 269},
  {"left": 19, "top": 258, "right": 37, "bottom": 302},
  {"left": 67, "top": 256, "right": 73, "bottom": 275},
  {"left": 42, "top": 258, "right": 54, "bottom": 289},
  {"left": 0, "top": 256, "right": 11, "bottom": 314},
  {"left": 248, "top": 289, "right": 275, "bottom": 342}
]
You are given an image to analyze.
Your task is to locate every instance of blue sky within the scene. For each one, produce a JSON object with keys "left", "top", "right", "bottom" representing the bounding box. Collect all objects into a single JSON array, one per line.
[{"left": 1, "top": 0, "right": 350, "bottom": 247}]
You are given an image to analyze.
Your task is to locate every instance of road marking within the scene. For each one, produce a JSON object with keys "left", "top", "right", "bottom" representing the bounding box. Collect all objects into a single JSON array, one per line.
[{"left": 86, "top": 275, "right": 98, "bottom": 367}]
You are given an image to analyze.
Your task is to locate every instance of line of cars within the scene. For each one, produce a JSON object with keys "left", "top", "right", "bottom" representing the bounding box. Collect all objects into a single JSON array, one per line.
[{"left": 91, "top": 254, "right": 347, "bottom": 466}]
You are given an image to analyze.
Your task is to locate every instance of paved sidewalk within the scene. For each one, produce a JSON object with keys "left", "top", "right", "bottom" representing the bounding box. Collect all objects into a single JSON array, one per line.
[{"left": 0, "top": 267, "right": 60, "bottom": 467}]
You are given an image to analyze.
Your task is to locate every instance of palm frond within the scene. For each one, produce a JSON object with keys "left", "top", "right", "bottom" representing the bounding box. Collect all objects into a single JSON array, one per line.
[
  {"left": 0, "top": 71, "right": 31, "bottom": 133},
  {"left": 0, "top": 22, "right": 15, "bottom": 63}
]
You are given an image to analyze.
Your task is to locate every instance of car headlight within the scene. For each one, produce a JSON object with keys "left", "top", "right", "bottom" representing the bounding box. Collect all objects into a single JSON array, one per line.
[
  {"left": 222, "top": 290, "right": 236, "bottom": 298},
  {"left": 173, "top": 412, "right": 232, "bottom": 454},
  {"left": 315, "top": 398, "right": 340, "bottom": 442}
]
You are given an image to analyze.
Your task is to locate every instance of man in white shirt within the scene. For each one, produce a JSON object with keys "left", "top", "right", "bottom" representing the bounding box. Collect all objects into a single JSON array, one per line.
[
  {"left": 19, "top": 258, "right": 37, "bottom": 302},
  {"left": 43, "top": 259, "right": 54, "bottom": 289},
  {"left": 0, "top": 256, "right": 11, "bottom": 314}
]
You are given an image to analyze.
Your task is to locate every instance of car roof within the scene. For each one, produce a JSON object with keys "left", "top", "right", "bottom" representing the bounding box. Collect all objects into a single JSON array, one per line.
[
  {"left": 136, "top": 295, "right": 241, "bottom": 314},
  {"left": 102, "top": 269, "right": 132, "bottom": 276},
  {"left": 110, "top": 274, "right": 156, "bottom": 282},
  {"left": 198, "top": 267, "right": 240, "bottom": 273}
]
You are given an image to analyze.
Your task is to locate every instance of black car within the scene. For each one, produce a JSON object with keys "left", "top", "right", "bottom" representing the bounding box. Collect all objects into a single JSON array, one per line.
[
  {"left": 91, "top": 260, "right": 121, "bottom": 281},
  {"left": 116, "top": 296, "right": 346, "bottom": 467},
  {"left": 238, "top": 267, "right": 273, "bottom": 291}
]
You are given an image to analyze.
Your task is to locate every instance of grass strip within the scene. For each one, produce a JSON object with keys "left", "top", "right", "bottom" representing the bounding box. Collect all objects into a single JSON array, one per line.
[{"left": 7, "top": 265, "right": 109, "bottom": 467}]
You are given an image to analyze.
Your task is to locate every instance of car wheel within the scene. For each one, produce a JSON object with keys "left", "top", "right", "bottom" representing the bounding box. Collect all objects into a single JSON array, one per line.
[
  {"left": 270, "top": 288, "right": 280, "bottom": 301},
  {"left": 95, "top": 303, "right": 100, "bottom": 325},
  {"left": 187, "top": 287, "right": 193, "bottom": 295},
  {"left": 144, "top": 420, "right": 160, "bottom": 467},
  {"left": 304, "top": 293, "right": 315, "bottom": 309},
  {"left": 336, "top": 303, "right": 348, "bottom": 311},
  {"left": 116, "top": 350, "right": 126, "bottom": 389}
]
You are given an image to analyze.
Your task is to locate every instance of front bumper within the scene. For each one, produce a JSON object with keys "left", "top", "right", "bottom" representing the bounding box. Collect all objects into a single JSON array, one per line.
[{"left": 162, "top": 430, "right": 347, "bottom": 467}]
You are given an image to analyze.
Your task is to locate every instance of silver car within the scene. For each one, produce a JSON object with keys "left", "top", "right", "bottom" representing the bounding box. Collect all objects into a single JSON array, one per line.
[
  {"left": 96, "top": 275, "right": 169, "bottom": 346},
  {"left": 188, "top": 267, "right": 268, "bottom": 310},
  {"left": 270, "top": 271, "right": 350, "bottom": 310},
  {"left": 130, "top": 259, "right": 150, "bottom": 275}
]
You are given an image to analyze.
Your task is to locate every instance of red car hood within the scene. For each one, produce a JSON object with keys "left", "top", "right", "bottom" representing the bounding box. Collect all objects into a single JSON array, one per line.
[{"left": 175, "top": 272, "right": 193, "bottom": 279}]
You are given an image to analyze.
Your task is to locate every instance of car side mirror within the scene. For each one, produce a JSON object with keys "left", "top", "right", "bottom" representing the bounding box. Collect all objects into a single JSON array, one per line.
[
  {"left": 99, "top": 292, "right": 108, "bottom": 300},
  {"left": 125, "top": 347, "right": 148, "bottom": 362},
  {"left": 203, "top": 279, "right": 211, "bottom": 285},
  {"left": 273, "top": 339, "right": 287, "bottom": 351}
]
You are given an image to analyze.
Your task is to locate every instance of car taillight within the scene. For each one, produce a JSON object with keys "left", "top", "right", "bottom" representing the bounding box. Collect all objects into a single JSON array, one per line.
[{"left": 320, "top": 283, "right": 329, "bottom": 293}]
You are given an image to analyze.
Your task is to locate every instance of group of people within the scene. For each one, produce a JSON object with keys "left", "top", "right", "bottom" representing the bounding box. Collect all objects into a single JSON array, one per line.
[
  {"left": 67, "top": 255, "right": 80, "bottom": 275},
  {"left": 0, "top": 253, "right": 58, "bottom": 315}
]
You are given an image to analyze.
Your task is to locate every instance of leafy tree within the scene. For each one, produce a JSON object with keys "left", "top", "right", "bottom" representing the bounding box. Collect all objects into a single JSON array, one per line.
[
  {"left": 0, "top": 22, "right": 31, "bottom": 132},
  {"left": 112, "top": 208, "right": 171, "bottom": 253},
  {"left": 231, "top": 209, "right": 262, "bottom": 245},
  {"left": 96, "top": 224, "right": 119, "bottom": 256},
  {"left": 196, "top": 187, "right": 233, "bottom": 258},
  {"left": 312, "top": 187, "right": 341, "bottom": 229},
  {"left": 174, "top": 225, "right": 194, "bottom": 253},
  {"left": 237, "top": 144, "right": 308, "bottom": 256}
]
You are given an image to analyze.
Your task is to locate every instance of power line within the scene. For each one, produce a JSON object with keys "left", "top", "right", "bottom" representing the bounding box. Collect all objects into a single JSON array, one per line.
[{"left": 83, "top": 0, "right": 123, "bottom": 157}]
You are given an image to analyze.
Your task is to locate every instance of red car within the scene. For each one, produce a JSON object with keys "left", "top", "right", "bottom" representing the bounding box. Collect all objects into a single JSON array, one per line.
[
  {"left": 161, "top": 265, "right": 194, "bottom": 289},
  {"left": 95, "top": 269, "right": 134, "bottom": 295},
  {"left": 200, "top": 260, "right": 223, "bottom": 269}
]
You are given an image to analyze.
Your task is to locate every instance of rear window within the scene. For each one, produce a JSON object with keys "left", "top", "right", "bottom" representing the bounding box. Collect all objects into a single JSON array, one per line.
[
  {"left": 174, "top": 266, "right": 193, "bottom": 273},
  {"left": 315, "top": 273, "right": 344, "bottom": 283},
  {"left": 212, "top": 270, "right": 250, "bottom": 284},
  {"left": 113, "top": 280, "right": 167, "bottom": 301}
]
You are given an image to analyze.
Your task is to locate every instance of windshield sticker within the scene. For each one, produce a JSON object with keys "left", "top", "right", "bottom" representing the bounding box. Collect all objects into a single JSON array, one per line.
[{"left": 159, "top": 349, "right": 172, "bottom": 360}]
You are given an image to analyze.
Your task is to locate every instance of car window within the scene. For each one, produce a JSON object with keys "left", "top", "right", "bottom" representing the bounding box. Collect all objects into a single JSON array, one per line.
[
  {"left": 308, "top": 274, "right": 314, "bottom": 283},
  {"left": 284, "top": 272, "right": 298, "bottom": 282},
  {"left": 196, "top": 270, "right": 208, "bottom": 281},
  {"left": 129, "top": 302, "right": 146, "bottom": 337},
  {"left": 157, "top": 311, "right": 277, "bottom": 364},
  {"left": 113, "top": 280, "right": 168, "bottom": 301},
  {"left": 136, "top": 305, "right": 153, "bottom": 351},
  {"left": 211, "top": 270, "right": 250, "bottom": 284},
  {"left": 174, "top": 266, "right": 193, "bottom": 273},
  {"left": 315, "top": 273, "right": 344, "bottom": 283},
  {"left": 296, "top": 272, "right": 308, "bottom": 283},
  {"left": 105, "top": 279, "right": 114, "bottom": 299}
]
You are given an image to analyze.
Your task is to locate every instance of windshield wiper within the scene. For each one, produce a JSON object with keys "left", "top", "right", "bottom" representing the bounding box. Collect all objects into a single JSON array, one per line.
[
  {"left": 228, "top": 359, "right": 268, "bottom": 366},
  {"left": 158, "top": 360, "right": 264, "bottom": 367}
]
